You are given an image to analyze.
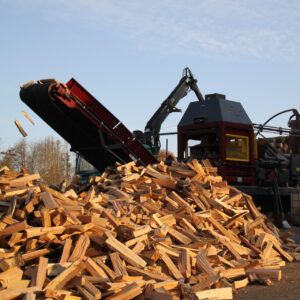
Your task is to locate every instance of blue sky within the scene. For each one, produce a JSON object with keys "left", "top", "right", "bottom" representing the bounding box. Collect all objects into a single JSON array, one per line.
[{"left": 1, "top": 0, "right": 300, "bottom": 154}]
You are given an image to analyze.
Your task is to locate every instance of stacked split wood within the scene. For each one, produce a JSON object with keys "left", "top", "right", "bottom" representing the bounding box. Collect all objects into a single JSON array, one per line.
[
  {"left": 265, "top": 136, "right": 291, "bottom": 154},
  {"left": 0, "top": 160, "right": 299, "bottom": 300}
]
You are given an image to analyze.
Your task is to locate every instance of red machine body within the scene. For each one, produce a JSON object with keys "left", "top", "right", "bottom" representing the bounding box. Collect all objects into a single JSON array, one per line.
[{"left": 177, "top": 93, "right": 256, "bottom": 185}]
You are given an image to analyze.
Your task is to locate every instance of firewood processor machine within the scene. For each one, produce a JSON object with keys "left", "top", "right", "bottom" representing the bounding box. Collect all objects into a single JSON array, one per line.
[{"left": 19, "top": 68, "right": 300, "bottom": 221}]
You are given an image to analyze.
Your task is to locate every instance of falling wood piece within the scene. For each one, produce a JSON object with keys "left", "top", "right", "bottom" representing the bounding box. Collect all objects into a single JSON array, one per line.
[
  {"left": 105, "top": 282, "right": 143, "bottom": 300},
  {"left": 36, "top": 256, "right": 48, "bottom": 290},
  {"left": 45, "top": 259, "right": 84, "bottom": 295},
  {"left": 195, "top": 287, "right": 233, "bottom": 300},
  {"left": 15, "top": 120, "right": 28, "bottom": 137},
  {"left": 68, "top": 234, "right": 90, "bottom": 262},
  {"left": 40, "top": 191, "right": 58, "bottom": 209},
  {"left": 105, "top": 235, "right": 147, "bottom": 268},
  {"left": 160, "top": 250, "right": 184, "bottom": 280},
  {"left": 22, "top": 110, "right": 35, "bottom": 125}
]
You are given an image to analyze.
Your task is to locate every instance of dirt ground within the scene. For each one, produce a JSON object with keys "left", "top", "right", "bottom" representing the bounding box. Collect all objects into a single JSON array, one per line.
[{"left": 234, "top": 226, "right": 300, "bottom": 300}]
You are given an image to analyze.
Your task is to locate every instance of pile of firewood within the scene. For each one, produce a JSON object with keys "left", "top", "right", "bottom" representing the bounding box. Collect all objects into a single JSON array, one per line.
[{"left": 0, "top": 159, "right": 299, "bottom": 300}]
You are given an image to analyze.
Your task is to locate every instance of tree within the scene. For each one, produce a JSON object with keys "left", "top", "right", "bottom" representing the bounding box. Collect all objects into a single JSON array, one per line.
[
  {"left": 0, "top": 136, "right": 74, "bottom": 185},
  {"left": 0, "top": 139, "right": 23, "bottom": 170}
]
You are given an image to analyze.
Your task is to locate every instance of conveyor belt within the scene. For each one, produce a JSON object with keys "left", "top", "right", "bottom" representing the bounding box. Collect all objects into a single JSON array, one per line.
[{"left": 20, "top": 78, "right": 156, "bottom": 171}]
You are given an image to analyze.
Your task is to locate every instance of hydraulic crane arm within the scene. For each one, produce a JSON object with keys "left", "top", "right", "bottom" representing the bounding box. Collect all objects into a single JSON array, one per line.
[{"left": 144, "top": 67, "right": 204, "bottom": 154}]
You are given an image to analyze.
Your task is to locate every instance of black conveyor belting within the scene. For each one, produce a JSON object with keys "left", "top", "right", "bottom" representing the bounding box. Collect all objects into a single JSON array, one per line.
[{"left": 19, "top": 81, "right": 156, "bottom": 171}]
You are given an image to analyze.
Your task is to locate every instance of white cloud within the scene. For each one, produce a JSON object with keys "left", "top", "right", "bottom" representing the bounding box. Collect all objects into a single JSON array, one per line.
[{"left": 6, "top": 0, "right": 300, "bottom": 61}]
